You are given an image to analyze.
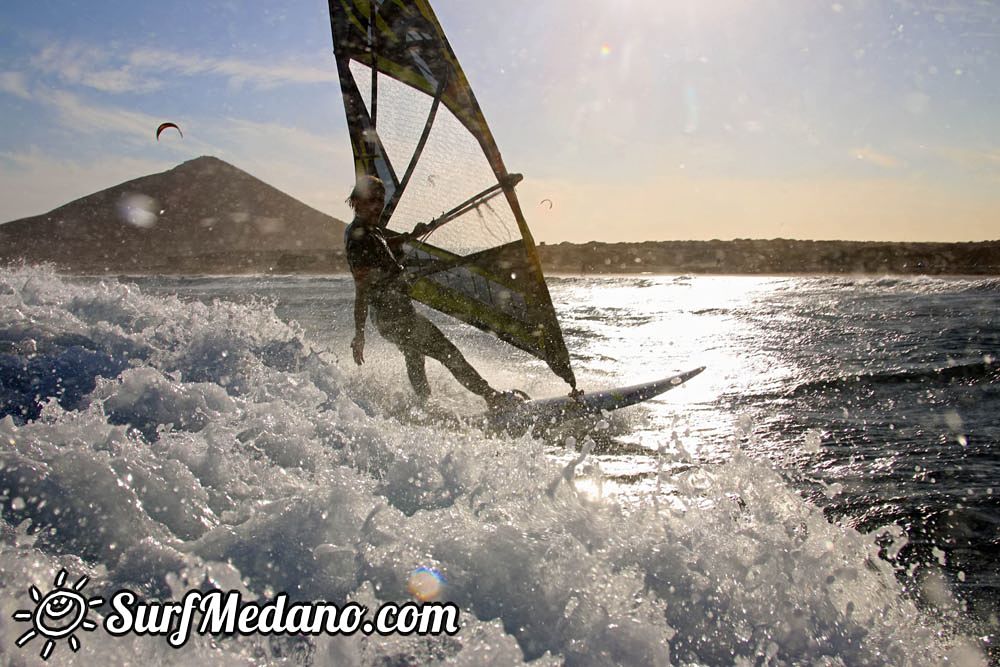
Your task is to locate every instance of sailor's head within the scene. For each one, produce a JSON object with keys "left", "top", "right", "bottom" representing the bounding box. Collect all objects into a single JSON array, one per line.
[{"left": 348, "top": 175, "right": 386, "bottom": 223}]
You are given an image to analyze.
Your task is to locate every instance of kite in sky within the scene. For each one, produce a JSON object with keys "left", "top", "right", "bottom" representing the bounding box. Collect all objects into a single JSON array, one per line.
[{"left": 155, "top": 122, "right": 183, "bottom": 141}]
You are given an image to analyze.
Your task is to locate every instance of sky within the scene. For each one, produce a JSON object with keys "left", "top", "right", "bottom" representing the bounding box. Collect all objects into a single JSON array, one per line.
[{"left": 1, "top": 0, "right": 998, "bottom": 243}]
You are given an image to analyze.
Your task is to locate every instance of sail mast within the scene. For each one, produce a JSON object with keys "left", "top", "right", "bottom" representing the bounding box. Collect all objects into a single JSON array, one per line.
[{"left": 368, "top": 1, "right": 378, "bottom": 129}]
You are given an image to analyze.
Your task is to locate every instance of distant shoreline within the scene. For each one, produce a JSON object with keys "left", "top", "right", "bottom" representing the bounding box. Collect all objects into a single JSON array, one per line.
[
  {"left": 8, "top": 241, "right": 997, "bottom": 277},
  {"left": 7, "top": 238, "right": 999, "bottom": 277},
  {"left": 536, "top": 239, "right": 1000, "bottom": 276}
]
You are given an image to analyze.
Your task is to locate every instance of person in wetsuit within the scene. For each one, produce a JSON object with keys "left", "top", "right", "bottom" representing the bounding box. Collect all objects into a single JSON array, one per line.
[{"left": 345, "top": 175, "right": 521, "bottom": 409}]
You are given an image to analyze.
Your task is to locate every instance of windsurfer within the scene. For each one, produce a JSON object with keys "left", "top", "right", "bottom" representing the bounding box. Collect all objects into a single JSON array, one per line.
[{"left": 345, "top": 175, "right": 525, "bottom": 410}]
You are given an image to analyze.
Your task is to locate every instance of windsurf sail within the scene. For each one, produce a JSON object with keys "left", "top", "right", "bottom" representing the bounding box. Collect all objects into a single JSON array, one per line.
[{"left": 328, "top": 0, "right": 576, "bottom": 389}]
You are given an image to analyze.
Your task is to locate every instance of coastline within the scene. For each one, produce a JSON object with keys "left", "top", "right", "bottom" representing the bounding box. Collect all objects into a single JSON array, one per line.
[{"left": 6, "top": 236, "right": 1000, "bottom": 277}]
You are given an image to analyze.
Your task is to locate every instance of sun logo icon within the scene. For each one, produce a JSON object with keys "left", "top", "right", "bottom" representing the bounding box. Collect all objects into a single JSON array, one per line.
[{"left": 12, "top": 568, "right": 104, "bottom": 661}]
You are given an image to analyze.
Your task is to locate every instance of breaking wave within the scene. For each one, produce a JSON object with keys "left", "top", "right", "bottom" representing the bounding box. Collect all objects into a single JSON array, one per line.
[{"left": 0, "top": 266, "right": 984, "bottom": 665}]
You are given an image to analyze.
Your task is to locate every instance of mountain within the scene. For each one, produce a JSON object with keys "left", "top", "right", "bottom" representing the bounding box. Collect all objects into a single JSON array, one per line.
[{"left": 0, "top": 156, "right": 348, "bottom": 273}]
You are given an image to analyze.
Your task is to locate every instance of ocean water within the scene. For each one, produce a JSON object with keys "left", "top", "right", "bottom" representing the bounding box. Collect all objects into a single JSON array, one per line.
[{"left": 0, "top": 265, "right": 996, "bottom": 665}]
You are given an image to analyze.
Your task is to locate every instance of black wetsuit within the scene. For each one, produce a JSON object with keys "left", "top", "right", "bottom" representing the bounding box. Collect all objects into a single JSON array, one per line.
[{"left": 344, "top": 220, "right": 493, "bottom": 399}]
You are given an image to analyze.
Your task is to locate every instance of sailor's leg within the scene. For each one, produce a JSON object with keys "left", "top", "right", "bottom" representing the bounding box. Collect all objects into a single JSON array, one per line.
[
  {"left": 400, "top": 346, "right": 431, "bottom": 400},
  {"left": 406, "top": 314, "right": 495, "bottom": 398},
  {"left": 375, "top": 316, "right": 432, "bottom": 399}
]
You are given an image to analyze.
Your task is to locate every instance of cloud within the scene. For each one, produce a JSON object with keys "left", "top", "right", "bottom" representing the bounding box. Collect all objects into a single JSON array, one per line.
[
  {"left": 36, "top": 88, "right": 167, "bottom": 145},
  {"left": 127, "top": 48, "right": 336, "bottom": 90},
  {"left": 31, "top": 43, "right": 163, "bottom": 94},
  {"left": 215, "top": 117, "right": 345, "bottom": 160},
  {"left": 23, "top": 83, "right": 314, "bottom": 159},
  {"left": 24, "top": 42, "right": 335, "bottom": 96},
  {"left": 852, "top": 146, "right": 901, "bottom": 169},
  {"left": 0, "top": 71, "right": 31, "bottom": 99},
  {"left": 26, "top": 87, "right": 217, "bottom": 155}
]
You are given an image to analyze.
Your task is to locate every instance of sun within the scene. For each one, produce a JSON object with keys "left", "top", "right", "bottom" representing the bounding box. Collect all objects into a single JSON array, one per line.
[{"left": 12, "top": 569, "right": 104, "bottom": 661}]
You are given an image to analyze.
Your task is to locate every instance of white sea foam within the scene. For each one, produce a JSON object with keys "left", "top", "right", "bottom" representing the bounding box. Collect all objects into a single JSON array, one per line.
[{"left": 0, "top": 266, "right": 985, "bottom": 665}]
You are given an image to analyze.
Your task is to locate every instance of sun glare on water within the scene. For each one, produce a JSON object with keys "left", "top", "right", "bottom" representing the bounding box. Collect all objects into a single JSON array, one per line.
[{"left": 559, "top": 275, "right": 799, "bottom": 459}]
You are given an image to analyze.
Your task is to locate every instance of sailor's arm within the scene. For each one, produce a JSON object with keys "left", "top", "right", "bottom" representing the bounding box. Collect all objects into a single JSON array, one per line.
[
  {"left": 350, "top": 270, "right": 370, "bottom": 365},
  {"left": 386, "top": 222, "right": 429, "bottom": 253},
  {"left": 386, "top": 233, "right": 407, "bottom": 254}
]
